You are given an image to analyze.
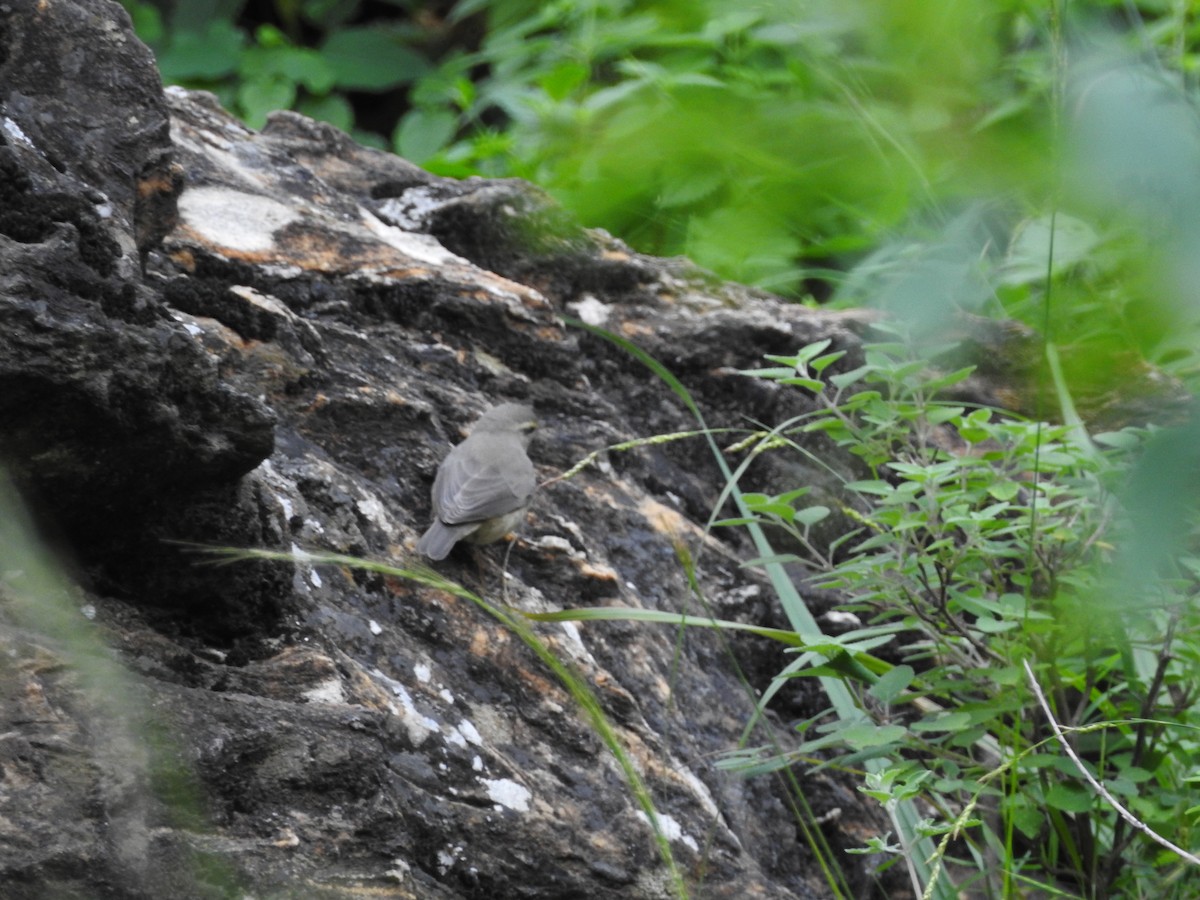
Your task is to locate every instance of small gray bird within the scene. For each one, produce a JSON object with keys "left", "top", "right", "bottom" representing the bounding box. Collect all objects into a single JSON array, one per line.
[{"left": 416, "top": 403, "right": 538, "bottom": 560}]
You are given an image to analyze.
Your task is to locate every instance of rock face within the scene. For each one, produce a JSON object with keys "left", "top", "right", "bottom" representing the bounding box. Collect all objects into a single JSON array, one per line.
[{"left": 0, "top": 3, "right": 1002, "bottom": 899}]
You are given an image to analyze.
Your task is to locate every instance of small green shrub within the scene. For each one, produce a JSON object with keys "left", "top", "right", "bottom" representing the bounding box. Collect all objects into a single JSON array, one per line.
[{"left": 731, "top": 335, "right": 1200, "bottom": 897}]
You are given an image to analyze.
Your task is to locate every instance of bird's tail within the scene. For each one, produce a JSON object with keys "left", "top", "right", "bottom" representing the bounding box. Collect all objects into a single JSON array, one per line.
[{"left": 416, "top": 521, "right": 475, "bottom": 560}]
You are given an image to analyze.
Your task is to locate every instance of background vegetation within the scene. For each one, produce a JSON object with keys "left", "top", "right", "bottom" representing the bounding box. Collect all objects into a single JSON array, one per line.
[{"left": 121, "top": 1, "right": 1200, "bottom": 896}]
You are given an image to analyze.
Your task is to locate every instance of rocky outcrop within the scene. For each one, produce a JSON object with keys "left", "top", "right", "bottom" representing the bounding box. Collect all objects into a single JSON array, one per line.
[
  {"left": 0, "top": 4, "right": 896, "bottom": 897},
  {"left": 7, "top": 2, "right": 1180, "bottom": 898}
]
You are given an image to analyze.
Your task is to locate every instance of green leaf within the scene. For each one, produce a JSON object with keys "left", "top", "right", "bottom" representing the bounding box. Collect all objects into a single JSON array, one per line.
[
  {"left": 241, "top": 44, "right": 335, "bottom": 93},
  {"left": 989, "top": 664, "right": 1024, "bottom": 686},
  {"left": 1045, "top": 782, "right": 1093, "bottom": 813},
  {"left": 778, "top": 377, "right": 825, "bottom": 392},
  {"left": 297, "top": 93, "right": 355, "bottom": 131},
  {"left": 160, "top": 21, "right": 245, "bottom": 82},
  {"left": 790, "top": 647, "right": 884, "bottom": 683},
  {"left": 794, "top": 505, "right": 831, "bottom": 527},
  {"left": 946, "top": 725, "right": 987, "bottom": 749},
  {"left": 1000, "top": 213, "right": 1100, "bottom": 286},
  {"left": 839, "top": 723, "right": 908, "bottom": 749},
  {"left": 1003, "top": 796, "right": 1044, "bottom": 839},
  {"left": 795, "top": 339, "right": 833, "bottom": 364},
  {"left": 972, "top": 615, "right": 1018, "bottom": 634},
  {"left": 847, "top": 479, "right": 892, "bottom": 496},
  {"left": 1122, "top": 766, "right": 1155, "bottom": 784},
  {"left": 712, "top": 516, "right": 758, "bottom": 527},
  {"left": 323, "top": 28, "right": 430, "bottom": 90},
  {"left": 881, "top": 359, "right": 926, "bottom": 383},
  {"left": 918, "top": 366, "right": 976, "bottom": 394},
  {"left": 986, "top": 480, "right": 1021, "bottom": 501},
  {"left": 395, "top": 108, "right": 459, "bottom": 162},
  {"left": 925, "top": 405, "right": 964, "bottom": 425},
  {"left": 811, "top": 350, "right": 847, "bottom": 373},
  {"left": 911, "top": 711, "right": 972, "bottom": 733},
  {"left": 738, "top": 366, "right": 797, "bottom": 379},
  {"left": 750, "top": 501, "right": 797, "bottom": 521},
  {"left": 659, "top": 168, "right": 725, "bottom": 208},
  {"left": 777, "top": 487, "right": 813, "bottom": 504},
  {"left": 958, "top": 422, "right": 991, "bottom": 444},
  {"left": 253, "top": 23, "right": 286, "bottom": 49},
  {"left": 869, "top": 665, "right": 915, "bottom": 703},
  {"left": 539, "top": 61, "right": 590, "bottom": 101},
  {"left": 238, "top": 76, "right": 296, "bottom": 128},
  {"left": 1093, "top": 430, "right": 1143, "bottom": 450},
  {"left": 845, "top": 834, "right": 902, "bottom": 855},
  {"left": 124, "top": 2, "right": 164, "bottom": 42},
  {"left": 829, "top": 365, "right": 874, "bottom": 389}
]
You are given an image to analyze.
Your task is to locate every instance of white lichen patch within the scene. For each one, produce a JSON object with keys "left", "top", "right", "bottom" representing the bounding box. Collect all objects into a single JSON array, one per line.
[
  {"left": 301, "top": 678, "right": 345, "bottom": 705},
  {"left": 528, "top": 534, "right": 579, "bottom": 557},
  {"left": 2, "top": 116, "right": 32, "bottom": 146},
  {"left": 360, "top": 211, "right": 462, "bottom": 266},
  {"left": 373, "top": 187, "right": 442, "bottom": 230},
  {"left": 371, "top": 668, "right": 441, "bottom": 745},
  {"left": 636, "top": 811, "right": 700, "bottom": 853},
  {"left": 354, "top": 490, "right": 395, "bottom": 535},
  {"left": 568, "top": 294, "right": 610, "bottom": 326},
  {"left": 483, "top": 778, "right": 532, "bottom": 812},
  {"left": 228, "top": 284, "right": 294, "bottom": 319},
  {"left": 456, "top": 718, "right": 483, "bottom": 747},
  {"left": 558, "top": 621, "right": 589, "bottom": 660},
  {"left": 436, "top": 844, "right": 465, "bottom": 875},
  {"left": 179, "top": 186, "right": 299, "bottom": 253},
  {"left": 674, "top": 766, "right": 722, "bottom": 820}
]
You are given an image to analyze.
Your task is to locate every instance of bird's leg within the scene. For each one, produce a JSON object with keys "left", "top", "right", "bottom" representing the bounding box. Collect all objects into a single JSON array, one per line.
[{"left": 499, "top": 535, "right": 519, "bottom": 605}]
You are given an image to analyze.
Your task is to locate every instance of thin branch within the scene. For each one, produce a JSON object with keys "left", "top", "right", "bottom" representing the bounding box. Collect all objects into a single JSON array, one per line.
[{"left": 1022, "top": 659, "right": 1200, "bottom": 867}]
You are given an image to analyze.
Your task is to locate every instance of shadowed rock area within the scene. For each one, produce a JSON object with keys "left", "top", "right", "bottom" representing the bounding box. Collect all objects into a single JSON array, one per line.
[{"left": 2, "top": 2, "right": 1183, "bottom": 899}]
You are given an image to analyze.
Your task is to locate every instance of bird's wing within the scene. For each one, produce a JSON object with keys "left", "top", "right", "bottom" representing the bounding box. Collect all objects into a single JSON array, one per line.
[{"left": 433, "top": 437, "right": 535, "bottom": 526}]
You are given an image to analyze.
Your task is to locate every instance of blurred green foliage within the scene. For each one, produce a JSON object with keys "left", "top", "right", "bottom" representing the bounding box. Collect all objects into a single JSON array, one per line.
[
  {"left": 123, "top": 3, "right": 1198, "bottom": 347},
  {"left": 138, "top": 0, "right": 1040, "bottom": 294}
]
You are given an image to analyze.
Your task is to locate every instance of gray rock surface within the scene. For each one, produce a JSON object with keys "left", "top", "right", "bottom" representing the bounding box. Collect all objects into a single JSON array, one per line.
[
  {"left": 0, "top": 3, "right": 894, "bottom": 897},
  {"left": 6, "top": 2, "right": 1177, "bottom": 899}
]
